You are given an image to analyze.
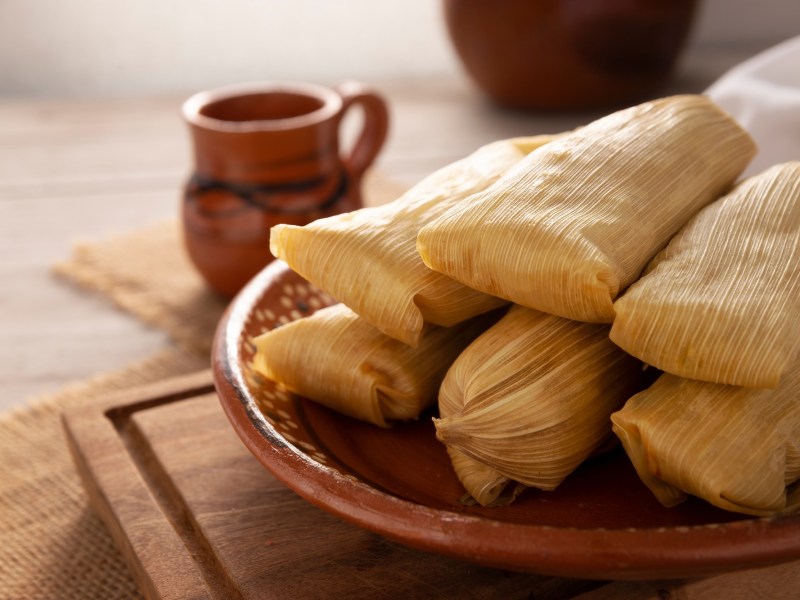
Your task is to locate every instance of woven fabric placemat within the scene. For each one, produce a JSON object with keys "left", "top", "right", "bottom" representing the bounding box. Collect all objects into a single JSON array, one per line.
[
  {"left": 0, "top": 349, "right": 207, "bottom": 600},
  {"left": 54, "top": 219, "right": 227, "bottom": 356},
  {"left": 1, "top": 169, "right": 406, "bottom": 600},
  {"left": 51, "top": 169, "right": 407, "bottom": 355}
]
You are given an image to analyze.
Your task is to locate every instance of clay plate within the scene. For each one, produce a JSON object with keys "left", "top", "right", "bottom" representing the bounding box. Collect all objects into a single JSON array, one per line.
[{"left": 213, "top": 260, "right": 800, "bottom": 580}]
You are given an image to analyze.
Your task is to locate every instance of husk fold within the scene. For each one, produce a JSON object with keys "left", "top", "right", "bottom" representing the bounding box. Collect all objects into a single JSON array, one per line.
[
  {"left": 252, "top": 304, "right": 495, "bottom": 427},
  {"left": 446, "top": 447, "right": 517, "bottom": 507},
  {"left": 417, "top": 95, "right": 756, "bottom": 323},
  {"left": 270, "top": 136, "right": 556, "bottom": 347},
  {"left": 611, "top": 162, "right": 800, "bottom": 388},
  {"left": 611, "top": 369, "right": 800, "bottom": 517},
  {"left": 434, "top": 305, "right": 646, "bottom": 504}
]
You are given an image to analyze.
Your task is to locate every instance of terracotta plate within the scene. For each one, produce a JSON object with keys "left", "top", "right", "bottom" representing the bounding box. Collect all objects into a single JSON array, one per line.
[{"left": 213, "top": 260, "right": 800, "bottom": 580}]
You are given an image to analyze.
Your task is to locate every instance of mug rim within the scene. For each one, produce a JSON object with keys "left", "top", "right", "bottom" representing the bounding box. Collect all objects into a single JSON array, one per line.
[{"left": 182, "top": 81, "right": 342, "bottom": 133}]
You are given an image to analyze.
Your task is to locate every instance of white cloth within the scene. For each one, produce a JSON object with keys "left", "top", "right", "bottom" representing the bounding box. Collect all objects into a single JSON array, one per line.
[{"left": 706, "top": 35, "right": 800, "bottom": 176}]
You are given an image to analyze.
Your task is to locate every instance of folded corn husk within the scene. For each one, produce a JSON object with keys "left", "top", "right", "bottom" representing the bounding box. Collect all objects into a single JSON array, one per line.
[
  {"left": 611, "top": 162, "right": 800, "bottom": 388},
  {"left": 270, "top": 136, "right": 557, "bottom": 347},
  {"left": 611, "top": 369, "right": 800, "bottom": 517},
  {"left": 252, "top": 303, "right": 496, "bottom": 427},
  {"left": 434, "top": 305, "right": 646, "bottom": 505},
  {"left": 417, "top": 95, "right": 756, "bottom": 323},
  {"left": 446, "top": 447, "right": 523, "bottom": 507}
]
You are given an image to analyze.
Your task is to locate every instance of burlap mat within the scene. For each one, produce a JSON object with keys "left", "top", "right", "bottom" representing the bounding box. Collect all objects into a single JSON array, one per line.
[
  {"left": 53, "top": 220, "right": 226, "bottom": 356},
  {"left": 1, "top": 170, "right": 406, "bottom": 599},
  {"left": 50, "top": 170, "right": 406, "bottom": 356},
  {"left": 0, "top": 349, "right": 208, "bottom": 600}
]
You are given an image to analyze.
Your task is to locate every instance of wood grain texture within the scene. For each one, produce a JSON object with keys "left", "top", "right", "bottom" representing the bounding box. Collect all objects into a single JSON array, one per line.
[
  {"left": 574, "top": 560, "right": 800, "bottom": 600},
  {"left": 64, "top": 371, "right": 800, "bottom": 599},
  {"left": 63, "top": 371, "right": 217, "bottom": 600},
  {"left": 63, "top": 370, "right": 604, "bottom": 599}
]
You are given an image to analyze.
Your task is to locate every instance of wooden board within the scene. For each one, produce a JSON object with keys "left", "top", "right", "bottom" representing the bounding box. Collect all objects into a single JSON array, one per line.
[{"left": 63, "top": 371, "right": 800, "bottom": 599}]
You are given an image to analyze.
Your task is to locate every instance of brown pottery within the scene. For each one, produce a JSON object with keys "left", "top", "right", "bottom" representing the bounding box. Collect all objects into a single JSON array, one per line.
[
  {"left": 182, "top": 81, "right": 389, "bottom": 297},
  {"left": 444, "top": 0, "right": 698, "bottom": 110}
]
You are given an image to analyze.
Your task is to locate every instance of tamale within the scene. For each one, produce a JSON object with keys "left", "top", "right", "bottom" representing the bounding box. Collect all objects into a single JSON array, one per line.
[
  {"left": 252, "top": 303, "right": 496, "bottom": 427},
  {"left": 434, "top": 305, "right": 646, "bottom": 505},
  {"left": 611, "top": 369, "right": 800, "bottom": 517},
  {"left": 417, "top": 95, "right": 756, "bottom": 323},
  {"left": 270, "top": 136, "right": 556, "bottom": 347},
  {"left": 611, "top": 162, "right": 800, "bottom": 388}
]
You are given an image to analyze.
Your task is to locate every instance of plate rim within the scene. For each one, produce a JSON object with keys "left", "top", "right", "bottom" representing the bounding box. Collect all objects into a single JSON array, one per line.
[{"left": 212, "top": 260, "right": 800, "bottom": 580}]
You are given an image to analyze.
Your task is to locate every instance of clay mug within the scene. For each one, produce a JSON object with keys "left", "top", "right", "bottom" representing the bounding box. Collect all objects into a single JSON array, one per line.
[{"left": 181, "top": 81, "right": 389, "bottom": 297}]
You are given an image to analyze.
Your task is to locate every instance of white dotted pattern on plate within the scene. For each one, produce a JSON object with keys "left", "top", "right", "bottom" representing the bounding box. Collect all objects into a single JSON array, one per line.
[{"left": 240, "top": 277, "right": 337, "bottom": 465}]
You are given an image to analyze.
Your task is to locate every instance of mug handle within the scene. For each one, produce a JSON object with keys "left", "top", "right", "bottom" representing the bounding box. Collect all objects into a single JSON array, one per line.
[{"left": 336, "top": 81, "right": 390, "bottom": 180}]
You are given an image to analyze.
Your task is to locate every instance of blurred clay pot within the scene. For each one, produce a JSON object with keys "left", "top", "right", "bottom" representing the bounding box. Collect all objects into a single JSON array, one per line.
[{"left": 444, "top": 0, "right": 698, "bottom": 110}]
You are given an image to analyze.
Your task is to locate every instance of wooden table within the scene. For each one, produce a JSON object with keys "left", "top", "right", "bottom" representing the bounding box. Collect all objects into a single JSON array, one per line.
[{"left": 0, "top": 47, "right": 756, "bottom": 410}]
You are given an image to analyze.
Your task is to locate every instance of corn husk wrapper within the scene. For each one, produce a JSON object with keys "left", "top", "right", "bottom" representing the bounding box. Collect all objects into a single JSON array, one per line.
[
  {"left": 611, "top": 162, "right": 800, "bottom": 388},
  {"left": 417, "top": 95, "right": 756, "bottom": 323},
  {"left": 252, "top": 303, "right": 496, "bottom": 427},
  {"left": 446, "top": 447, "right": 525, "bottom": 507},
  {"left": 611, "top": 369, "right": 800, "bottom": 517},
  {"left": 270, "top": 136, "right": 556, "bottom": 347},
  {"left": 434, "top": 305, "right": 646, "bottom": 505}
]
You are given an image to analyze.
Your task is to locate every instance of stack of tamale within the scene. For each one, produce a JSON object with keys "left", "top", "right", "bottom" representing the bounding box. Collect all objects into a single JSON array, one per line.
[
  {"left": 256, "top": 136, "right": 555, "bottom": 427},
  {"left": 252, "top": 93, "right": 800, "bottom": 517},
  {"left": 609, "top": 162, "right": 800, "bottom": 516}
]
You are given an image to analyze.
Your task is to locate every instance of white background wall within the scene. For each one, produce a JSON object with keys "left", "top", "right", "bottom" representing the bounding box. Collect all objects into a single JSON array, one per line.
[{"left": 0, "top": 0, "right": 798, "bottom": 98}]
